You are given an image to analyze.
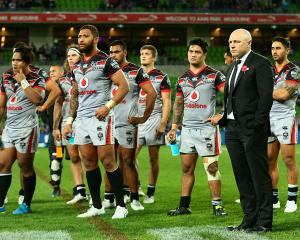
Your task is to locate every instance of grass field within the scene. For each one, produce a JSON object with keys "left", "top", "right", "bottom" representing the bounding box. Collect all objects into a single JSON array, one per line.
[{"left": 1, "top": 145, "right": 300, "bottom": 240}]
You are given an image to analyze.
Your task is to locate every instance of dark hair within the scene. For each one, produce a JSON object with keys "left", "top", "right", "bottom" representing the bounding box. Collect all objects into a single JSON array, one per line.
[
  {"left": 109, "top": 40, "right": 127, "bottom": 51},
  {"left": 224, "top": 47, "right": 232, "bottom": 57},
  {"left": 80, "top": 25, "right": 99, "bottom": 38},
  {"left": 140, "top": 45, "right": 158, "bottom": 59},
  {"left": 188, "top": 38, "right": 208, "bottom": 53},
  {"left": 13, "top": 41, "right": 29, "bottom": 49},
  {"left": 14, "top": 45, "right": 34, "bottom": 64},
  {"left": 272, "top": 36, "right": 290, "bottom": 48}
]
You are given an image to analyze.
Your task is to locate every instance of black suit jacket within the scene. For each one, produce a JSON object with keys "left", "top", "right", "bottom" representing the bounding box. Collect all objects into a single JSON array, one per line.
[{"left": 219, "top": 51, "right": 274, "bottom": 136}]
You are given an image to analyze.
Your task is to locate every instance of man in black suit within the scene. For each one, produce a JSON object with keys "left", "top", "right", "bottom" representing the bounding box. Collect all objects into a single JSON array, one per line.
[{"left": 211, "top": 29, "right": 274, "bottom": 232}]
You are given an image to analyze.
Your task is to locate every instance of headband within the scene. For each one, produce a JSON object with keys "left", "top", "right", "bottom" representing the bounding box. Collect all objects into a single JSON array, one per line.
[{"left": 68, "top": 47, "right": 81, "bottom": 56}]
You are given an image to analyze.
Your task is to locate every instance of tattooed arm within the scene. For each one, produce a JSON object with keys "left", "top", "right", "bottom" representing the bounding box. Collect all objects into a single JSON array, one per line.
[
  {"left": 273, "top": 83, "right": 298, "bottom": 102},
  {"left": 167, "top": 95, "right": 184, "bottom": 143},
  {"left": 63, "top": 81, "right": 78, "bottom": 137},
  {"left": 69, "top": 81, "right": 79, "bottom": 119}
]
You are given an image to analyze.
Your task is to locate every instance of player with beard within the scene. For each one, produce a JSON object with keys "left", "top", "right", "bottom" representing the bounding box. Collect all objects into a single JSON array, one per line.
[
  {"left": 64, "top": 25, "right": 129, "bottom": 219},
  {"left": 268, "top": 36, "right": 300, "bottom": 213},
  {"left": 0, "top": 45, "right": 45, "bottom": 214},
  {"left": 167, "top": 38, "right": 227, "bottom": 217}
]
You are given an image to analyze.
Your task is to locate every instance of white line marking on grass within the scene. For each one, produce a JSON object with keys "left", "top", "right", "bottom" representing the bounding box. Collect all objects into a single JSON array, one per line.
[
  {"left": 0, "top": 231, "right": 73, "bottom": 240},
  {"left": 148, "top": 225, "right": 270, "bottom": 240}
]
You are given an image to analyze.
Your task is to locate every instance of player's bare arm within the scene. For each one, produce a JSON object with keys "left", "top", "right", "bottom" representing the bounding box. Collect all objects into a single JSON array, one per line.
[
  {"left": 206, "top": 85, "right": 224, "bottom": 126},
  {"left": 156, "top": 91, "right": 171, "bottom": 138},
  {"left": 273, "top": 82, "right": 298, "bottom": 101},
  {"left": 167, "top": 95, "right": 183, "bottom": 143},
  {"left": 128, "top": 82, "right": 156, "bottom": 125},
  {"left": 0, "top": 94, "right": 6, "bottom": 123},
  {"left": 37, "top": 79, "right": 61, "bottom": 112},
  {"left": 64, "top": 81, "right": 78, "bottom": 136},
  {"left": 95, "top": 69, "right": 129, "bottom": 121},
  {"left": 15, "top": 70, "right": 44, "bottom": 105},
  {"left": 53, "top": 94, "right": 64, "bottom": 141}
]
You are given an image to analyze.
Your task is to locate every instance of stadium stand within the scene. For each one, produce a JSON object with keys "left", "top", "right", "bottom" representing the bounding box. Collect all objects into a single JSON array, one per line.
[{"left": 0, "top": 0, "right": 299, "bottom": 13}]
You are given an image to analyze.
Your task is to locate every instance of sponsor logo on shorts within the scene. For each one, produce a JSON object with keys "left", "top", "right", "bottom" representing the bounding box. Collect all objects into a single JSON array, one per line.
[
  {"left": 283, "top": 131, "right": 289, "bottom": 139},
  {"left": 97, "top": 126, "right": 103, "bottom": 141}
]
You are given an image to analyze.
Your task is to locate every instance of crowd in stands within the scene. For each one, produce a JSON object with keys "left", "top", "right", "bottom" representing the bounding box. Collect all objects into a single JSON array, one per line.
[
  {"left": 100, "top": 0, "right": 297, "bottom": 12},
  {"left": 0, "top": 0, "right": 299, "bottom": 12},
  {"left": 0, "top": 0, "right": 56, "bottom": 10}
]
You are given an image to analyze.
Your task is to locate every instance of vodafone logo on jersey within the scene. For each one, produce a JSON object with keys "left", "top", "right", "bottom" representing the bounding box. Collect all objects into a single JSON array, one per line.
[
  {"left": 189, "top": 90, "right": 200, "bottom": 102},
  {"left": 9, "top": 95, "right": 17, "bottom": 105},
  {"left": 140, "top": 89, "right": 147, "bottom": 97},
  {"left": 79, "top": 77, "right": 89, "bottom": 89}
]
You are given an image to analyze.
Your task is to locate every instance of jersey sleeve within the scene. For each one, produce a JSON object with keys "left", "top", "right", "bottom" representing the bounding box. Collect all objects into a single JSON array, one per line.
[
  {"left": 136, "top": 68, "right": 151, "bottom": 86},
  {"left": 104, "top": 57, "right": 121, "bottom": 77},
  {"left": 32, "top": 76, "right": 46, "bottom": 90},
  {"left": 161, "top": 74, "right": 171, "bottom": 93},
  {"left": 39, "top": 68, "right": 50, "bottom": 82},
  {"left": 176, "top": 78, "right": 183, "bottom": 96},
  {"left": 285, "top": 67, "right": 300, "bottom": 85},
  {"left": 215, "top": 71, "right": 226, "bottom": 91}
]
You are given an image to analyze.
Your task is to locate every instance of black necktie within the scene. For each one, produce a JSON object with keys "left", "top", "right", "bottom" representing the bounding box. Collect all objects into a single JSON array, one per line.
[{"left": 227, "top": 59, "right": 241, "bottom": 115}]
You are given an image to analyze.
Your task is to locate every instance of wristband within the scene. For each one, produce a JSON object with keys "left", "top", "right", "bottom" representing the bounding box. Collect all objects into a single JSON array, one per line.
[
  {"left": 66, "top": 117, "right": 74, "bottom": 125},
  {"left": 105, "top": 99, "right": 116, "bottom": 110},
  {"left": 21, "top": 79, "right": 30, "bottom": 90}
]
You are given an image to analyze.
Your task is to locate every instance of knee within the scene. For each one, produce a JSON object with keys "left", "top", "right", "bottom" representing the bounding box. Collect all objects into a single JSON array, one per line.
[
  {"left": 0, "top": 161, "right": 10, "bottom": 172},
  {"left": 207, "top": 161, "right": 218, "bottom": 175},
  {"left": 124, "top": 157, "right": 135, "bottom": 169},
  {"left": 284, "top": 155, "right": 297, "bottom": 169},
  {"left": 20, "top": 163, "right": 34, "bottom": 175},
  {"left": 182, "top": 164, "right": 194, "bottom": 175},
  {"left": 70, "top": 155, "right": 80, "bottom": 164},
  {"left": 102, "top": 158, "right": 115, "bottom": 171},
  {"left": 149, "top": 157, "right": 158, "bottom": 166},
  {"left": 204, "top": 156, "right": 221, "bottom": 181}
]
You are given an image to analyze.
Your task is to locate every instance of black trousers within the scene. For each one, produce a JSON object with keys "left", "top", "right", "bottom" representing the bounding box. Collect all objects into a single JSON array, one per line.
[{"left": 225, "top": 120, "right": 273, "bottom": 228}]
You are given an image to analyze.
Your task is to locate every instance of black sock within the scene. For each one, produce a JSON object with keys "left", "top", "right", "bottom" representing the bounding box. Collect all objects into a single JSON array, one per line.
[
  {"left": 130, "top": 192, "right": 139, "bottom": 202},
  {"left": 179, "top": 196, "right": 191, "bottom": 208},
  {"left": 288, "top": 185, "right": 298, "bottom": 203},
  {"left": 123, "top": 185, "right": 130, "bottom": 197},
  {"left": 23, "top": 173, "right": 36, "bottom": 207},
  {"left": 107, "top": 167, "right": 125, "bottom": 207},
  {"left": 19, "top": 188, "right": 25, "bottom": 196},
  {"left": 0, "top": 173, "right": 12, "bottom": 206},
  {"left": 76, "top": 184, "right": 86, "bottom": 197},
  {"left": 72, "top": 186, "right": 77, "bottom": 196},
  {"left": 86, "top": 168, "right": 102, "bottom": 209},
  {"left": 104, "top": 191, "right": 115, "bottom": 203},
  {"left": 272, "top": 188, "right": 279, "bottom": 204},
  {"left": 147, "top": 184, "right": 156, "bottom": 197}
]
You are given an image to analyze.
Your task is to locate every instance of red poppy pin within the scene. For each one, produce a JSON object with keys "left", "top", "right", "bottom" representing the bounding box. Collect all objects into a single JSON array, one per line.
[{"left": 241, "top": 65, "right": 249, "bottom": 72}]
